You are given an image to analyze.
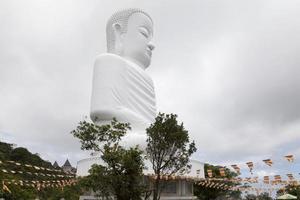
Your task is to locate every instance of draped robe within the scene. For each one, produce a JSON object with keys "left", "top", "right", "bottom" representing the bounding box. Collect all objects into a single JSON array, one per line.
[{"left": 90, "top": 53, "right": 156, "bottom": 133}]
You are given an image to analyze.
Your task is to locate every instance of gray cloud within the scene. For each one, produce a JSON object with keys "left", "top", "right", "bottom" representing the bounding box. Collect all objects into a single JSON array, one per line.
[{"left": 1, "top": 0, "right": 300, "bottom": 175}]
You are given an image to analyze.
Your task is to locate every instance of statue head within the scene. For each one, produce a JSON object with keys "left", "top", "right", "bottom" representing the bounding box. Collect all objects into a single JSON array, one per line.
[{"left": 106, "top": 8, "right": 155, "bottom": 69}]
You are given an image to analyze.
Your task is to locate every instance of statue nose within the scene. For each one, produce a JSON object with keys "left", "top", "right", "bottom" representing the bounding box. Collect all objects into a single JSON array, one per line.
[{"left": 148, "top": 43, "right": 155, "bottom": 51}]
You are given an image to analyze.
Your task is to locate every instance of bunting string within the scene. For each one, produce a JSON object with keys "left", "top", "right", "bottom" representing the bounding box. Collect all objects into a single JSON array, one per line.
[
  {"left": 0, "top": 159, "right": 75, "bottom": 178},
  {"left": 0, "top": 159, "right": 74, "bottom": 175},
  {"left": 0, "top": 167, "right": 74, "bottom": 178}
]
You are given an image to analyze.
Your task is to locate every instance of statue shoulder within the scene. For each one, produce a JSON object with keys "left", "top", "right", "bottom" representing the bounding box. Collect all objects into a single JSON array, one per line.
[{"left": 94, "top": 53, "right": 127, "bottom": 72}]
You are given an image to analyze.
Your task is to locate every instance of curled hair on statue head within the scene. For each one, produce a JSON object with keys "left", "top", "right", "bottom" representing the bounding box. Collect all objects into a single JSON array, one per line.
[{"left": 106, "top": 8, "right": 153, "bottom": 53}]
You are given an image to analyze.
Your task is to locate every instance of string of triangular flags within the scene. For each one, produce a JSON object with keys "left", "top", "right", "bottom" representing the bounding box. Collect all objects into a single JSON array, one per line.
[
  {"left": 0, "top": 167, "right": 74, "bottom": 178},
  {"left": 239, "top": 155, "right": 293, "bottom": 174},
  {"left": 0, "top": 159, "right": 78, "bottom": 193},
  {"left": 195, "top": 180, "right": 279, "bottom": 193},
  {"left": 0, "top": 160, "right": 69, "bottom": 173},
  {"left": 195, "top": 179, "right": 299, "bottom": 195},
  {"left": 204, "top": 175, "right": 300, "bottom": 185},
  {"left": 0, "top": 159, "right": 75, "bottom": 178},
  {"left": 2, "top": 179, "right": 77, "bottom": 193},
  {"left": 196, "top": 180, "right": 235, "bottom": 191},
  {"left": 145, "top": 173, "right": 300, "bottom": 187},
  {"left": 206, "top": 154, "right": 295, "bottom": 177}
]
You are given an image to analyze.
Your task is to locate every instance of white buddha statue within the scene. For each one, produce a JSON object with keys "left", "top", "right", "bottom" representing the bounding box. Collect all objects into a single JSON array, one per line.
[
  {"left": 90, "top": 8, "right": 156, "bottom": 147},
  {"left": 78, "top": 9, "right": 204, "bottom": 179}
]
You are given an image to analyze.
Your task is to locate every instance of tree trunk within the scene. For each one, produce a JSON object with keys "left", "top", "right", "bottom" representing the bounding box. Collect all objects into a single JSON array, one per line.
[{"left": 153, "top": 175, "right": 160, "bottom": 200}]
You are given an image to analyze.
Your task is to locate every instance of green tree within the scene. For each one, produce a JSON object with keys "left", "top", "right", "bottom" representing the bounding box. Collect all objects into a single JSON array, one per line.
[
  {"left": 193, "top": 164, "right": 242, "bottom": 200},
  {"left": 277, "top": 184, "right": 300, "bottom": 198},
  {"left": 245, "top": 194, "right": 257, "bottom": 200},
  {"left": 257, "top": 192, "right": 273, "bottom": 200},
  {"left": 37, "top": 185, "right": 81, "bottom": 200},
  {"left": 244, "top": 192, "right": 273, "bottom": 200},
  {"left": 0, "top": 141, "right": 13, "bottom": 160},
  {"left": 71, "top": 118, "right": 145, "bottom": 200},
  {"left": 9, "top": 147, "right": 52, "bottom": 168},
  {"left": 146, "top": 113, "right": 197, "bottom": 200},
  {"left": 0, "top": 140, "right": 81, "bottom": 199}
]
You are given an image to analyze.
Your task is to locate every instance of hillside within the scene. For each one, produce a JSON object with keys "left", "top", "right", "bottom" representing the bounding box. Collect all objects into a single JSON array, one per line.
[
  {"left": 0, "top": 140, "right": 80, "bottom": 200},
  {"left": 0, "top": 141, "right": 53, "bottom": 168}
]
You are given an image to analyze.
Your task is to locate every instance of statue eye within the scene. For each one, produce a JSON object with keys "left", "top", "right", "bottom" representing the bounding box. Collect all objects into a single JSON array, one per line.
[{"left": 139, "top": 27, "right": 149, "bottom": 38}]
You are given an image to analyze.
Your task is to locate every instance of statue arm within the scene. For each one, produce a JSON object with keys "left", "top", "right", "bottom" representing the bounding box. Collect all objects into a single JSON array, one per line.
[{"left": 90, "top": 54, "right": 127, "bottom": 123}]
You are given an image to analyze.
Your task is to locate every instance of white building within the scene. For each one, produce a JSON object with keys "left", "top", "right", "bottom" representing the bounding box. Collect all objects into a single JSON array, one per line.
[{"left": 77, "top": 156, "right": 204, "bottom": 200}]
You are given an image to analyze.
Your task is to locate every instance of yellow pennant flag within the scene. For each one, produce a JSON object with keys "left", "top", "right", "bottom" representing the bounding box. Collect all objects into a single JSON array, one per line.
[
  {"left": 284, "top": 155, "right": 294, "bottom": 162},
  {"left": 263, "top": 176, "right": 270, "bottom": 184},
  {"left": 263, "top": 159, "right": 273, "bottom": 167},
  {"left": 274, "top": 175, "right": 281, "bottom": 183},
  {"left": 246, "top": 162, "right": 254, "bottom": 174},
  {"left": 2, "top": 181, "right": 11, "bottom": 194},
  {"left": 286, "top": 174, "right": 294, "bottom": 180},
  {"left": 231, "top": 164, "right": 241, "bottom": 175}
]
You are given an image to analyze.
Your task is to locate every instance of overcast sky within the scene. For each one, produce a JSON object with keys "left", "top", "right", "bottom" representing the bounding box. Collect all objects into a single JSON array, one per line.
[{"left": 1, "top": 0, "right": 300, "bottom": 180}]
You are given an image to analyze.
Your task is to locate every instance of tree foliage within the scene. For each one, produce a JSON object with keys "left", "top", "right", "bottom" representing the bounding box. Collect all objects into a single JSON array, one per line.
[
  {"left": 71, "top": 118, "right": 130, "bottom": 152},
  {"left": 80, "top": 146, "right": 145, "bottom": 200},
  {"left": 244, "top": 194, "right": 257, "bottom": 200},
  {"left": 0, "top": 140, "right": 81, "bottom": 199},
  {"left": 194, "top": 164, "right": 242, "bottom": 200},
  {"left": 244, "top": 192, "right": 272, "bottom": 200},
  {"left": 257, "top": 192, "right": 273, "bottom": 200},
  {"left": 277, "top": 184, "right": 300, "bottom": 198},
  {"left": 146, "top": 113, "right": 197, "bottom": 200},
  {"left": 10, "top": 147, "right": 52, "bottom": 168},
  {"left": 72, "top": 118, "right": 146, "bottom": 200},
  {"left": 0, "top": 141, "right": 13, "bottom": 160}
]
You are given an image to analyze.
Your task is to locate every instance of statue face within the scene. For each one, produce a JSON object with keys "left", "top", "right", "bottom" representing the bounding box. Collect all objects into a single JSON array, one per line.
[{"left": 120, "top": 13, "right": 154, "bottom": 69}]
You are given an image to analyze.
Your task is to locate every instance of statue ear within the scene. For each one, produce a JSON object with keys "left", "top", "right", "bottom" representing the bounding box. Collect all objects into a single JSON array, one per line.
[
  {"left": 112, "top": 23, "right": 122, "bottom": 34},
  {"left": 112, "top": 23, "right": 123, "bottom": 54}
]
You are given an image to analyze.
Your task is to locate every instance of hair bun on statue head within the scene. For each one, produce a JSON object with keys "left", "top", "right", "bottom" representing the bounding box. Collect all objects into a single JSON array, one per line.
[{"left": 106, "top": 8, "right": 153, "bottom": 53}]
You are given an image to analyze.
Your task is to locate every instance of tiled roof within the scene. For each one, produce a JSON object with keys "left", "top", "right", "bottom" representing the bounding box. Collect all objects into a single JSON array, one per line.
[
  {"left": 53, "top": 161, "right": 59, "bottom": 168},
  {"left": 63, "top": 159, "right": 72, "bottom": 167}
]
